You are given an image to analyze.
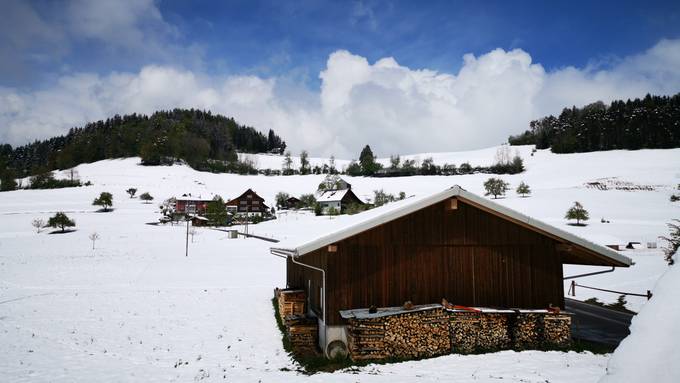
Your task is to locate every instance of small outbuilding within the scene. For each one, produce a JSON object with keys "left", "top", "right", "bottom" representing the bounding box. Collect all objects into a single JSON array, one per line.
[{"left": 271, "top": 186, "right": 633, "bottom": 357}]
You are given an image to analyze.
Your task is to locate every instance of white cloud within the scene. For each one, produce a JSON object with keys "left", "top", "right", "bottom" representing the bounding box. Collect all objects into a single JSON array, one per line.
[{"left": 2, "top": 39, "right": 680, "bottom": 158}]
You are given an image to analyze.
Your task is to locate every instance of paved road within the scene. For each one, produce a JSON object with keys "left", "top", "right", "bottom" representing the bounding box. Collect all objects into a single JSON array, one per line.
[{"left": 565, "top": 298, "right": 635, "bottom": 346}]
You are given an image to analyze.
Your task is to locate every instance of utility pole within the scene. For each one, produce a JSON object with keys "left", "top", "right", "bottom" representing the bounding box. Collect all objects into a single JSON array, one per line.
[{"left": 185, "top": 215, "right": 190, "bottom": 257}]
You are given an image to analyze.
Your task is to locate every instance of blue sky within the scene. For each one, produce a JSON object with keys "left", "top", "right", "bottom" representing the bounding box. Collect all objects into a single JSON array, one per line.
[{"left": 2, "top": 0, "right": 680, "bottom": 156}]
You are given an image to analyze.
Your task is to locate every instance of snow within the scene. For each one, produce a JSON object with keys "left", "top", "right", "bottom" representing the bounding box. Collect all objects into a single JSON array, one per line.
[
  {"left": 1, "top": 146, "right": 678, "bottom": 382},
  {"left": 316, "top": 189, "right": 351, "bottom": 203},
  {"left": 599, "top": 253, "right": 680, "bottom": 383}
]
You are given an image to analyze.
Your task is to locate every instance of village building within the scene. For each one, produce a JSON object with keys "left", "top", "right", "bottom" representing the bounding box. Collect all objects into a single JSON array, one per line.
[
  {"left": 271, "top": 186, "right": 632, "bottom": 358},
  {"left": 174, "top": 195, "right": 214, "bottom": 216},
  {"left": 316, "top": 189, "right": 364, "bottom": 214},
  {"left": 226, "top": 188, "right": 269, "bottom": 215},
  {"left": 284, "top": 196, "right": 301, "bottom": 210}
]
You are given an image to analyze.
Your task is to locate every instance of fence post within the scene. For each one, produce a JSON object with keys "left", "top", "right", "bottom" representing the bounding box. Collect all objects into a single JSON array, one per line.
[
  {"left": 647, "top": 290, "right": 652, "bottom": 300},
  {"left": 570, "top": 280, "right": 576, "bottom": 296}
]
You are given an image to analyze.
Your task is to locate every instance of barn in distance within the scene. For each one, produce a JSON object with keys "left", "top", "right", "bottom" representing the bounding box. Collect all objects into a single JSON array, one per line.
[{"left": 271, "top": 186, "right": 632, "bottom": 359}]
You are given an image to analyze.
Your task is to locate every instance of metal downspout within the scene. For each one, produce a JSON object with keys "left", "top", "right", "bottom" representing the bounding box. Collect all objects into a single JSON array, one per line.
[{"left": 289, "top": 253, "right": 327, "bottom": 357}]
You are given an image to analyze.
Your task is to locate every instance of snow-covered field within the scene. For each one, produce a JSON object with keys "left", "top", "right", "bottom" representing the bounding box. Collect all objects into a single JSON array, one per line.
[{"left": 1, "top": 146, "right": 678, "bottom": 382}]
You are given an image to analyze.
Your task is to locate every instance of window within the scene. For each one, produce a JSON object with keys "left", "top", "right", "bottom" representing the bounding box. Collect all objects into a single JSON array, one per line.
[{"left": 253, "top": 200, "right": 259, "bottom": 205}]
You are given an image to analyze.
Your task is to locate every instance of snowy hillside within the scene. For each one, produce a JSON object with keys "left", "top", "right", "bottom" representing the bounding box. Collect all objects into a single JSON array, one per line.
[{"left": 1, "top": 146, "right": 678, "bottom": 382}]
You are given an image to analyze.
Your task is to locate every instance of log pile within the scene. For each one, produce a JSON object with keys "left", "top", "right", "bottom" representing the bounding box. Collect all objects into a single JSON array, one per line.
[
  {"left": 346, "top": 318, "right": 387, "bottom": 361},
  {"left": 512, "top": 313, "right": 542, "bottom": 348},
  {"left": 542, "top": 314, "right": 572, "bottom": 348},
  {"left": 285, "top": 314, "right": 319, "bottom": 357},
  {"left": 449, "top": 312, "right": 510, "bottom": 353},
  {"left": 275, "top": 289, "right": 306, "bottom": 321},
  {"left": 383, "top": 308, "right": 450, "bottom": 358}
]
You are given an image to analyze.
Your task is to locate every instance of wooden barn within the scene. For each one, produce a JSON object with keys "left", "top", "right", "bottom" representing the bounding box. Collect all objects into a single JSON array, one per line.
[
  {"left": 226, "top": 189, "right": 269, "bottom": 215},
  {"left": 271, "top": 186, "right": 632, "bottom": 356}
]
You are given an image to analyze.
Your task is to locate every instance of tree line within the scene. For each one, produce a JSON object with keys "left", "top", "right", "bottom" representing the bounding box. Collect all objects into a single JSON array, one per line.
[
  {"left": 509, "top": 93, "right": 680, "bottom": 153},
  {"left": 0, "top": 108, "right": 286, "bottom": 181}
]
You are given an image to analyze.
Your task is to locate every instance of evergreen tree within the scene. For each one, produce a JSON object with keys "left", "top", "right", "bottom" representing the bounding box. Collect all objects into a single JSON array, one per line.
[
  {"left": 359, "top": 145, "right": 381, "bottom": 176},
  {"left": 0, "top": 168, "right": 17, "bottom": 191},
  {"left": 93, "top": 192, "right": 114, "bottom": 212},
  {"left": 483, "top": 178, "right": 510, "bottom": 199},
  {"left": 328, "top": 155, "right": 337, "bottom": 174},
  {"left": 565, "top": 201, "right": 589, "bottom": 225},
  {"left": 206, "top": 196, "right": 228, "bottom": 225},
  {"left": 346, "top": 161, "right": 362, "bottom": 176},
  {"left": 48, "top": 212, "right": 75, "bottom": 232},
  {"left": 516, "top": 181, "right": 531, "bottom": 197}
]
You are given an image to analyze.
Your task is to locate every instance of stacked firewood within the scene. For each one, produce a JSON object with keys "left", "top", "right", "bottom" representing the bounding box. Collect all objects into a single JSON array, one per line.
[
  {"left": 285, "top": 314, "right": 319, "bottom": 356},
  {"left": 449, "top": 312, "right": 510, "bottom": 353},
  {"left": 275, "top": 289, "right": 306, "bottom": 321},
  {"left": 346, "top": 318, "right": 387, "bottom": 361},
  {"left": 542, "top": 314, "right": 572, "bottom": 348},
  {"left": 512, "top": 313, "right": 542, "bottom": 348},
  {"left": 383, "top": 308, "right": 450, "bottom": 359}
]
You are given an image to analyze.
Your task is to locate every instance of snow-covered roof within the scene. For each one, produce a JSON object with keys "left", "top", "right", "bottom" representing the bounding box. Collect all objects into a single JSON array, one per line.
[
  {"left": 316, "top": 189, "right": 350, "bottom": 203},
  {"left": 271, "top": 185, "right": 633, "bottom": 267},
  {"left": 175, "top": 195, "right": 215, "bottom": 202}
]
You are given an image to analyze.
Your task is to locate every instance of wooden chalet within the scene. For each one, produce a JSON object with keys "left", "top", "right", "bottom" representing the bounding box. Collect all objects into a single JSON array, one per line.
[
  {"left": 226, "top": 188, "right": 269, "bottom": 215},
  {"left": 284, "top": 196, "right": 301, "bottom": 210},
  {"left": 316, "top": 189, "right": 364, "bottom": 214},
  {"left": 271, "top": 186, "right": 632, "bottom": 355}
]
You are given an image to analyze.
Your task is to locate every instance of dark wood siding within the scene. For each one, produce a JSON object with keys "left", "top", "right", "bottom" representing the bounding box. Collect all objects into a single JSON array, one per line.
[{"left": 287, "top": 199, "right": 565, "bottom": 325}]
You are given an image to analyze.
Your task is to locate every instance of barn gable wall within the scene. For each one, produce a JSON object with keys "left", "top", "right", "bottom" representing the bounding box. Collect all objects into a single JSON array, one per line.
[{"left": 287, "top": 199, "right": 564, "bottom": 326}]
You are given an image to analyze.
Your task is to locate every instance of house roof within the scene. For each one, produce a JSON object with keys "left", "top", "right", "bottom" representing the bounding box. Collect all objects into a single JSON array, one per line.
[
  {"left": 226, "top": 188, "right": 265, "bottom": 205},
  {"left": 270, "top": 186, "right": 633, "bottom": 267},
  {"left": 316, "top": 189, "right": 350, "bottom": 203}
]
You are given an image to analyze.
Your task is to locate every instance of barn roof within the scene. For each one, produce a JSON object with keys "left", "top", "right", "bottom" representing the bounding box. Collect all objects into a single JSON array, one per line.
[{"left": 270, "top": 186, "right": 633, "bottom": 267}]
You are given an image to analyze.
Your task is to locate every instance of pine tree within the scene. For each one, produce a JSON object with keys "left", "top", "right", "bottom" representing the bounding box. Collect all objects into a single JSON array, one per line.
[
  {"left": 206, "top": 196, "right": 228, "bottom": 225},
  {"left": 483, "top": 178, "right": 509, "bottom": 199},
  {"left": 565, "top": 201, "right": 589, "bottom": 226},
  {"left": 359, "top": 145, "right": 381, "bottom": 176},
  {"left": 516, "top": 181, "right": 531, "bottom": 197}
]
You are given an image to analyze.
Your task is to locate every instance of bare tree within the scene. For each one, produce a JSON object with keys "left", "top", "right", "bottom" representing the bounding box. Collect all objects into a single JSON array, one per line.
[
  {"left": 89, "top": 232, "right": 100, "bottom": 250},
  {"left": 189, "top": 227, "right": 199, "bottom": 243},
  {"left": 31, "top": 218, "right": 45, "bottom": 233}
]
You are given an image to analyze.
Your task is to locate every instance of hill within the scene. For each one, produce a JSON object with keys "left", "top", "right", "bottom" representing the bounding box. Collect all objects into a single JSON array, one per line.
[
  {"left": 509, "top": 93, "right": 680, "bottom": 153},
  {"left": 0, "top": 108, "right": 287, "bottom": 181}
]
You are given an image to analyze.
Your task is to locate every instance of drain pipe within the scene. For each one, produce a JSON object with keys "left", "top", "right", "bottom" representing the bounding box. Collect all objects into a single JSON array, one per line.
[{"left": 271, "top": 248, "right": 328, "bottom": 356}]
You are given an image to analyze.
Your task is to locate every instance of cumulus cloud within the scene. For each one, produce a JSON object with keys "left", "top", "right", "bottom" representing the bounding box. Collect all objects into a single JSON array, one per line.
[{"left": 2, "top": 39, "right": 680, "bottom": 158}]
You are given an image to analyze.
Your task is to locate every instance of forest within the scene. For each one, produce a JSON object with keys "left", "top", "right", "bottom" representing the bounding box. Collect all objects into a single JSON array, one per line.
[
  {"left": 509, "top": 93, "right": 680, "bottom": 153},
  {"left": 0, "top": 109, "right": 286, "bottom": 179}
]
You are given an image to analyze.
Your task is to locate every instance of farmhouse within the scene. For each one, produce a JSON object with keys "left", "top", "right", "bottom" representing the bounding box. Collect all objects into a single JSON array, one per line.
[
  {"left": 316, "top": 189, "right": 364, "bottom": 214},
  {"left": 284, "top": 196, "right": 301, "bottom": 210},
  {"left": 226, "top": 188, "right": 269, "bottom": 215},
  {"left": 174, "top": 195, "right": 213, "bottom": 216},
  {"left": 271, "top": 186, "right": 633, "bottom": 358}
]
